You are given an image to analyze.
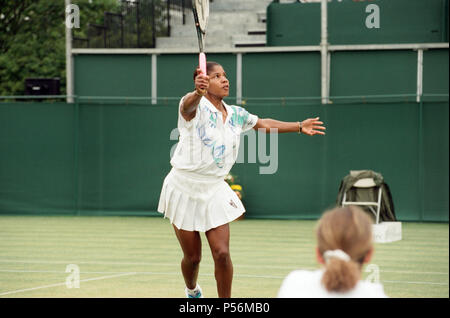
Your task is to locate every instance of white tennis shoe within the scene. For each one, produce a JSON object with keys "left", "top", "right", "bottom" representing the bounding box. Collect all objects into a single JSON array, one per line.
[{"left": 185, "top": 284, "right": 204, "bottom": 298}]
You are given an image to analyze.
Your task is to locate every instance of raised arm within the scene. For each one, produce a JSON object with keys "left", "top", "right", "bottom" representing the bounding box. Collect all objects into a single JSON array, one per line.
[
  {"left": 180, "top": 68, "right": 210, "bottom": 122},
  {"left": 253, "top": 117, "right": 326, "bottom": 136}
]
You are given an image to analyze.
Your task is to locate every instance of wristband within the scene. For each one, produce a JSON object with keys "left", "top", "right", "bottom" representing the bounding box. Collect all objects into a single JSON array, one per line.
[
  {"left": 298, "top": 121, "right": 303, "bottom": 134},
  {"left": 194, "top": 88, "right": 206, "bottom": 96}
]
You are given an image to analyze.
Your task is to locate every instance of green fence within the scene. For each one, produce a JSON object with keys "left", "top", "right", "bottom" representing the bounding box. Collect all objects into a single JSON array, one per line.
[
  {"left": 0, "top": 95, "right": 448, "bottom": 222},
  {"left": 73, "top": 49, "right": 449, "bottom": 101},
  {"left": 1, "top": 47, "right": 448, "bottom": 221},
  {"left": 267, "top": 0, "right": 449, "bottom": 46}
]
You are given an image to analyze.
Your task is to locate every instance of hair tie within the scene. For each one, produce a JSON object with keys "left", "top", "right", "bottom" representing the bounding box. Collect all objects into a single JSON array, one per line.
[{"left": 323, "top": 249, "right": 351, "bottom": 263}]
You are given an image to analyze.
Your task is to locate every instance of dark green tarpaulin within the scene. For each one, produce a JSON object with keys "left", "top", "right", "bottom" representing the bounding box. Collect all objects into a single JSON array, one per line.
[{"left": 336, "top": 170, "right": 397, "bottom": 222}]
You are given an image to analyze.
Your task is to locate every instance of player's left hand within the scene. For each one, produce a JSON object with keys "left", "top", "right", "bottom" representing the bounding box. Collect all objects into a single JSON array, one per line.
[{"left": 301, "top": 117, "right": 326, "bottom": 136}]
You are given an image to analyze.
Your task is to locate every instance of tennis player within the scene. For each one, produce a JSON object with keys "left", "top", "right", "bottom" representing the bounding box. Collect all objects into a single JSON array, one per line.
[
  {"left": 158, "top": 61, "right": 326, "bottom": 298},
  {"left": 277, "top": 206, "right": 387, "bottom": 298}
]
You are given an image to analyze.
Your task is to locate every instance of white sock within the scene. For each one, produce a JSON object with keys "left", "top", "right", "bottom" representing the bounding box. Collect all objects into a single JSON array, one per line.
[{"left": 186, "top": 284, "right": 200, "bottom": 295}]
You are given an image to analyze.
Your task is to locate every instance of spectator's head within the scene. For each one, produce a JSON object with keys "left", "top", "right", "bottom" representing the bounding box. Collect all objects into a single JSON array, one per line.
[{"left": 315, "top": 206, "right": 374, "bottom": 293}]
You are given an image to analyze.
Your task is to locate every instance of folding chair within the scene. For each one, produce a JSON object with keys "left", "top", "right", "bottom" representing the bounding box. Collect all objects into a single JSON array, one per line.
[{"left": 341, "top": 177, "right": 383, "bottom": 224}]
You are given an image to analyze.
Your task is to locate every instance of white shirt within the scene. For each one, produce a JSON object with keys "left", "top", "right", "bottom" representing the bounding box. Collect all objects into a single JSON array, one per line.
[
  {"left": 170, "top": 96, "right": 258, "bottom": 177},
  {"left": 277, "top": 269, "right": 388, "bottom": 298}
]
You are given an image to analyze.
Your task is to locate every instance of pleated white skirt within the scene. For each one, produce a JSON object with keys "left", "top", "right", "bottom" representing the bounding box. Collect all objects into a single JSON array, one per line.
[{"left": 157, "top": 168, "right": 245, "bottom": 232}]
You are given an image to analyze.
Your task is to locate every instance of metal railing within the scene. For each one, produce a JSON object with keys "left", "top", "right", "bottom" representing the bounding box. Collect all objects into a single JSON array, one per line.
[
  {"left": 72, "top": 0, "right": 194, "bottom": 49},
  {"left": 1, "top": 94, "right": 448, "bottom": 105}
]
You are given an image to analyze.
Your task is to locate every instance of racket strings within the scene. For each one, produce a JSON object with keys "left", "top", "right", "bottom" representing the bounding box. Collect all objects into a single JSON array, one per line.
[{"left": 193, "top": 0, "right": 209, "bottom": 53}]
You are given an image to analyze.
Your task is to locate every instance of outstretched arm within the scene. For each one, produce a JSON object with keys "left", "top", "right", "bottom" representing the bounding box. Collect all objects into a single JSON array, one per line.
[
  {"left": 253, "top": 117, "right": 326, "bottom": 136},
  {"left": 180, "top": 68, "right": 209, "bottom": 122}
]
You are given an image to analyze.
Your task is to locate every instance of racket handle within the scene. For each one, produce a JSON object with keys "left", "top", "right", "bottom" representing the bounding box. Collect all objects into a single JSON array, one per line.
[{"left": 199, "top": 52, "right": 207, "bottom": 75}]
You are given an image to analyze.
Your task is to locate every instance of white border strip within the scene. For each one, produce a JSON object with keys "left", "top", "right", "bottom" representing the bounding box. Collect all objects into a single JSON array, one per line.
[
  {"left": 71, "top": 43, "right": 448, "bottom": 55},
  {"left": 72, "top": 46, "right": 321, "bottom": 55},
  {"left": 328, "top": 43, "right": 449, "bottom": 51}
]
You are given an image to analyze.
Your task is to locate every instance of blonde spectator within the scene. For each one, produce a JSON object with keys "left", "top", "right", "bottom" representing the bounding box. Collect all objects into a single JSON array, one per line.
[{"left": 278, "top": 206, "right": 387, "bottom": 298}]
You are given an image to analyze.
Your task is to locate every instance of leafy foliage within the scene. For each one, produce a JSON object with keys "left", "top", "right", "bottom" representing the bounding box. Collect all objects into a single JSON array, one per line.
[{"left": 0, "top": 0, "right": 119, "bottom": 96}]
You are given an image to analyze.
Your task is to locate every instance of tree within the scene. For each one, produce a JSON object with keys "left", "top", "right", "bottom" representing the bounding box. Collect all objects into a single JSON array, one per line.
[{"left": 0, "top": 0, "right": 119, "bottom": 96}]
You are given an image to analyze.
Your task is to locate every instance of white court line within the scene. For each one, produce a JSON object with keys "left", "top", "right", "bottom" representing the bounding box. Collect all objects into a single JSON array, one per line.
[
  {"left": 0, "top": 259, "right": 448, "bottom": 276},
  {"left": 378, "top": 269, "right": 449, "bottom": 276},
  {"left": 0, "top": 259, "right": 177, "bottom": 267},
  {"left": 0, "top": 269, "right": 447, "bottom": 287},
  {"left": 0, "top": 272, "right": 136, "bottom": 297},
  {"left": 0, "top": 269, "right": 283, "bottom": 279},
  {"left": 0, "top": 259, "right": 311, "bottom": 270},
  {"left": 382, "top": 280, "right": 448, "bottom": 286}
]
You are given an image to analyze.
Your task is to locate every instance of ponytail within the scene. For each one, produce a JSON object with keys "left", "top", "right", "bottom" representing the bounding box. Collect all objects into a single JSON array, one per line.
[
  {"left": 322, "top": 258, "right": 360, "bottom": 292},
  {"left": 315, "top": 206, "right": 374, "bottom": 293}
]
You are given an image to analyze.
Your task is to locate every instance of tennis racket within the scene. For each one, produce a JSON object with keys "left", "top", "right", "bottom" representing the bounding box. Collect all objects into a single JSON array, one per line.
[{"left": 192, "top": 0, "right": 209, "bottom": 77}]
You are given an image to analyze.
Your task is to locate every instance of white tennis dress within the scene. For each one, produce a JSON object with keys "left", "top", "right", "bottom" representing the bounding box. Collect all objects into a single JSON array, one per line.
[{"left": 157, "top": 96, "right": 258, "bottom": 232}]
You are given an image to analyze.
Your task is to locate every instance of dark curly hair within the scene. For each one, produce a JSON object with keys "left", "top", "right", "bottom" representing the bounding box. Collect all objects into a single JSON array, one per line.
[{"left": 193, "top": 61, "right": 221, "bottom": 80}]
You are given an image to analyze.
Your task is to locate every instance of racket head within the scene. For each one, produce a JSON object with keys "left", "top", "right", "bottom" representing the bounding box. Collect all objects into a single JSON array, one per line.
[
  {"left": 193, "top": 0, "right": 209, "bottom": 33},
  {"left": 199, "top": 52, "right": 207, "bottom": 75}
]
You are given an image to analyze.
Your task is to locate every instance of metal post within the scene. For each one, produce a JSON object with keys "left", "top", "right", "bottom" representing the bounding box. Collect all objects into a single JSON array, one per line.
[
  {"left": 416, "top": 49, "right": 423, "bottom": 103},
  {"left": 73, "top": 97, "right": 80, "bottom": 216},
  {"left": 102, "top": 24, "right": 107, "bottom": 48},
  {"left": 137, "top": 0, "right": 141, "bottom": 48},
  {"left": 152, "top": 54, "right": 157, "bottom": 104},
  {"left": 236, "top": 53, "right": 242, "bottom": 105},
  {"left": 65, "top": 0, "right": 74, "bottom": 103},
  {"left": 327, "top": 51, "right": 331, "bottom": 102},
  {"left": 152, "top": 0, "right": 156, "bottom": 48},
  {"left": 167, "top": 0, "right": 171, "bottom": 37},
  {"left": 320, "top": 0, "right": 329, "bottom": 105},
  {"left": 441, "top": 0, "right": 448, "bottom": 42},
  {"left": 121, "top": 14, "right": 124, "bottom": 48},
  {"left": 418, "top": 98, "right": 424, "bottom": 221},
  {"left": 182, "top": 0, "right": 185, "bottom": 25}
]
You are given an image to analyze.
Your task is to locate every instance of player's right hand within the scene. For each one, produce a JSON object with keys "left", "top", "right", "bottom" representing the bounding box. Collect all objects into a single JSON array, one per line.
[{"left": 194, "top": 67, "right": 209, "bottom": 94}]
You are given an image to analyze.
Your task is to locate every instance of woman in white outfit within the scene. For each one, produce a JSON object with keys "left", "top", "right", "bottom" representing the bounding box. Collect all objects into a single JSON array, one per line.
[
  {"left": 158, "top": 61, "right": 326, "bottom": 298},
  {"left": 278, "top": 205, "right": 388, "bottom": 298}
]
